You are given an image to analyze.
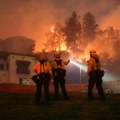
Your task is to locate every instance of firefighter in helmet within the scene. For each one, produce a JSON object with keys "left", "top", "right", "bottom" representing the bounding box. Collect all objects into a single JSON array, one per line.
[
  {"left": 32, "top": 52, "right": 52, "bottom": 105},
  {"left": 52, "top": 51, "right": 70, "bottom": 100},
  {"left": 86, "top": 49, "right": 105, "bottom": 100}
]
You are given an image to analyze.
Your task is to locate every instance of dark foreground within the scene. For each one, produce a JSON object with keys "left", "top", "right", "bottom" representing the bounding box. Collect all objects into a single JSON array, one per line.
[{"left": 0, "top": 92, "right": 120, "bottom": 120}]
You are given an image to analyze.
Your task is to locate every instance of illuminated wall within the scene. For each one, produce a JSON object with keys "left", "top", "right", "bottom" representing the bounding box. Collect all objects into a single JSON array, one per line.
[{"left": 0, "top": 52, "right": 35, "bottom": 85}]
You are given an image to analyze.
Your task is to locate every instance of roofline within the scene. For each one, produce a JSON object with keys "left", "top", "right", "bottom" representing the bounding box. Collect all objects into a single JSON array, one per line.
[{"left": 0, "top": 51, "right": 34, "bottom": 57}]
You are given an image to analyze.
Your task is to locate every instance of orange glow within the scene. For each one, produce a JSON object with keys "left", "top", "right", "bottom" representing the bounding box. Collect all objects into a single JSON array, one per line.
[
  {"left": 77, "top": 59, "right": 82, "bottom": 63},
  {"left": 67, "top": 49, "right": 70, "bottom": 53},
  {"left": 47, "top": 25, "right": 91, "bottom": 62},
  {"left": 60, "top": 42, "right": 67, "bottom": 51},
  {"left": 56, "top": 47, "right": 59, "bottom": 51},
  {"left": 51, "top": 25, "right": 55, "bottom": 33}
]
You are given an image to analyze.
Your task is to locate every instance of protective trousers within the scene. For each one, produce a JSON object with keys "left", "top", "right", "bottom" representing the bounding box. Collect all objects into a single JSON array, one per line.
[
  {"left": 88, "top": 70, "right": 105, "bottom": 100},
  {"left": 53, "top": 76, "right": 68, "bottom": 100},
  {"left": 36, "top": 78, "right": 50, "bottom": 105}
]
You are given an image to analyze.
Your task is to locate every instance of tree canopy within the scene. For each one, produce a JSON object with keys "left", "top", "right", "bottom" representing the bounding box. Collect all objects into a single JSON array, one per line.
[{"left": 0, "top": 36, "right": 35, "bottom": 54}]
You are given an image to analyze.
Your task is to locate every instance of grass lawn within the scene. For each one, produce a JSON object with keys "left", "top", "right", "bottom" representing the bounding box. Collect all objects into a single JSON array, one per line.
[{"left": 0, "top": 92, "right": 120, "bottom": 120}]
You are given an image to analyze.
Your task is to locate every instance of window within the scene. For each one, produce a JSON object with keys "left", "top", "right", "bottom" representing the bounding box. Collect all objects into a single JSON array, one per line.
[
  {"left": 6, "top": 63, "right": 8, "bottom": 70},
  {"left": 0, "top": 64, "right": 4, "bottom": 70},
  {"left": 16, "top": 60, "right": 30, "bottom": 74}
]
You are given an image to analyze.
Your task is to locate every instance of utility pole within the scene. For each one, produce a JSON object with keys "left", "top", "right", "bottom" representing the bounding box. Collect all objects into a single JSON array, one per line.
[{"left": 80, "top": 67, "right": 82, "bottom": 83}]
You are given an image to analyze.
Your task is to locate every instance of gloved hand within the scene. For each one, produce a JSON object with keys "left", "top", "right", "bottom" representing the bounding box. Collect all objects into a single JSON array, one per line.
[
  {"left": 68, "top": 59, "right": 70, "bottom": 63},
  {"left": 65, "top": 60, "right": 70, "bottom": 65}
]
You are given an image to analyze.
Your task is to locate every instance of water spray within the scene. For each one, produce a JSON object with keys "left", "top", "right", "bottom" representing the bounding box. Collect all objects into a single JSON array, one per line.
[
  {"left": 70, "top": 59, "right": 87, "bottom": 71},
  {"left": 70, "top": 58, "right": 120, "bottom": 81}
]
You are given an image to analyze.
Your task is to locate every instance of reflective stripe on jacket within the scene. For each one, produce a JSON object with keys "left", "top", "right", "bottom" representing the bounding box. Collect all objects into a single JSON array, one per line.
[{"left": 33, "top": 61, "right": 52, "bottom": 74}]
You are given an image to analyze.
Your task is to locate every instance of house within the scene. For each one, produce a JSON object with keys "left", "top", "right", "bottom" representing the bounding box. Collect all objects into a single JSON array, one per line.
[
  {"left": 0, "top": 51, "right": 35, "bottom": 85},
  {"left": 0, "top": 51, "right": 85, "bottom": 85}
]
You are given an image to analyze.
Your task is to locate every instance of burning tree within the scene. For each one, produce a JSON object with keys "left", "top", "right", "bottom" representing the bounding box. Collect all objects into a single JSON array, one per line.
[
  {"left": 45, "top": 22, "right": 66, "bottom": 51},
  {"left": 45, "top": 11, "right": 100, "bottom": 61},
  {"left": 45, "top": 11, "right": 84, "bottom": 61},
  {"left": 63, "top": 11, "right": 82, "bottom": 53},
  {"left": 82, "top": 12, "right": 98, "bottom": 43}
]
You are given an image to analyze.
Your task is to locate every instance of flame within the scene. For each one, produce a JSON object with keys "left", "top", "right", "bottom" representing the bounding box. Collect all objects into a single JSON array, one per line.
[
  {"left": 61, "top": 42, "right": 67, "bottom": 51},
  {"left": 67, "top": 49, "right": 70, "bottom": 53},
  {"left": 51, "top": 25, "right": 55, "bottom": 33},
  {"left": 49, "top": 25, "right": 89, "bottom": 63},
  {"left": 55, "top": 42, "right": 67, "bottom": 51},
  {"left": 56, "top": 47, "right": 59, "bottom": 51}
]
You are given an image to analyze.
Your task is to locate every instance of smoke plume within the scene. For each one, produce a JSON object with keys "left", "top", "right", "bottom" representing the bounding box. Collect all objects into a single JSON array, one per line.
[{"left": 0, "top": 0, "right": 120, "bottom": 51}]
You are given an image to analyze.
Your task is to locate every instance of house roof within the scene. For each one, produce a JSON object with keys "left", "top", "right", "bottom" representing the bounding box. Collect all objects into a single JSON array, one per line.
[{"left": 0, "top": 51, "right": 34, "bottom": 58}]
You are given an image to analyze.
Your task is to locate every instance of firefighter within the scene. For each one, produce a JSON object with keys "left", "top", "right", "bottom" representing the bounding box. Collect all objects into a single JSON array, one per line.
[
  {"left": 52, "top": 51, "right": 70, "bottom": 100},
  {"left": 32, "top": 53, "right": 52, "bottom": 105},
  {"left": 86, "top": 49, "right": 105, "bottom": 100}
]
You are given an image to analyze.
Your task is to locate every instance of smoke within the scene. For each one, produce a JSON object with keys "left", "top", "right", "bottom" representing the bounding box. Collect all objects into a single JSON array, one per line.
[
  {"left": 84, "top": 36, "right": 116, "bottom": 60},
  {"left": 0, "top": 0, "right": 120, "bottom": 52},
  {"left": 100, "top": 4, "right": 120, "bottom": 29},
  {"left": 83, "top": 34, "right": 120, "bottom": 77},
  {"left": 0, "top": 0, "right": 56, "bottom": 51}
]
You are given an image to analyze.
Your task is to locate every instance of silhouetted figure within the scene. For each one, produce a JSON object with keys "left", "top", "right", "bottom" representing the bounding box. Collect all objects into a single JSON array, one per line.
[
  {"left": 86, "top": 49, "right": 105, "bottom": 100},
  {"left": 32, "top": 53, "right": 52, "bottom": 105},
  {"left": 52, "top": 51, "right": 70, "bottom": 100}
]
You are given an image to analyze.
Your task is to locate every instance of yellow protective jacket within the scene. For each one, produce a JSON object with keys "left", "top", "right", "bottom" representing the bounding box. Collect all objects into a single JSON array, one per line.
[
  {"left": 33, "top": 60, "right": 52, "bottom": 75},
  {"left": 87, "top": 55, "right": 100, "bottom": 76},
  {"left": 52, "top": 59, "right": 69, "bottom": 69},
  {"left": 52, "top": 59, "right": 69, "bottom": 77}
]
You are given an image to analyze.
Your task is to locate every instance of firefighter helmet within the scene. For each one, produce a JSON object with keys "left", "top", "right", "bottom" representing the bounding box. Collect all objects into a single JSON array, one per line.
[
  {"left": 54, "top": 51, "right": 61, "bottom": 58},
  {"left": 40, "top": 52, "right": 47, "bottom": 60},
  {"left": 89, "top": 49, "right": 96, "bottom": 54}
]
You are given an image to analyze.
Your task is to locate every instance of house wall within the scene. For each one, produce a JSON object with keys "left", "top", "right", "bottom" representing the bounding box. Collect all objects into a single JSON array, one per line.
[
  {"left": 7, "top": 54, "right": 35, "bottom": 85},
  {"left": 0, "top": 58, "right": 9, "bottom": 83},
  {"left": 0, "top": 70, "right": 9, "bottom": 83}
]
